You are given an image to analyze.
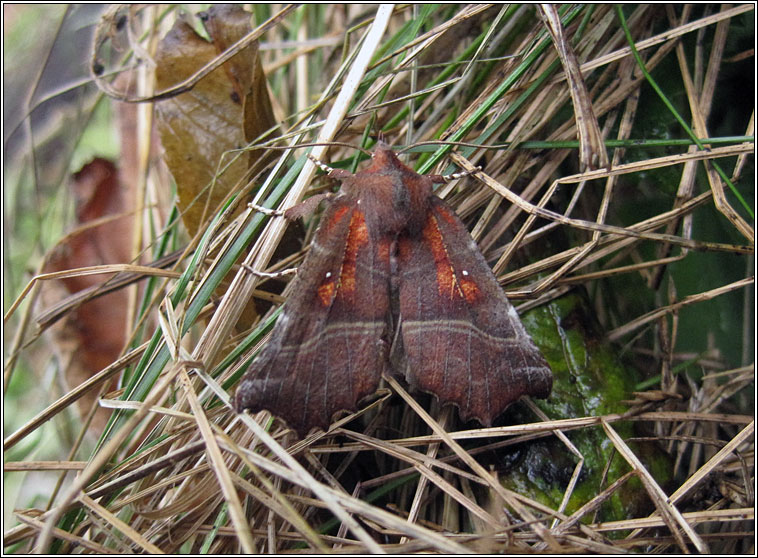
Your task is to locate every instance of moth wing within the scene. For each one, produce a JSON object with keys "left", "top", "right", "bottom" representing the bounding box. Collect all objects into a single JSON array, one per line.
[
  {"left": 396, "top": 196, "right": 552, "bottom": 426},
  {"left": 235, "top": 195, "right": 392, "bottom": 437}
]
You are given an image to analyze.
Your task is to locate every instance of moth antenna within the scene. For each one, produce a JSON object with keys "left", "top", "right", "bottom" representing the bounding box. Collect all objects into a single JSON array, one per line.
[
  {"left": 248, "top": 202, "right": 285, "bottom": 217},
  {"left": 307, "top": 153, "right": 337, "bottom": 175},
  {"left": 242, "top": 264, "right": 297, "bottom": 279},
  {"left": 428, "top": 166, "right": 483, "bottom": 184},
  {"left": 441, "top": 166, "right": 482, "bottom": 182}
]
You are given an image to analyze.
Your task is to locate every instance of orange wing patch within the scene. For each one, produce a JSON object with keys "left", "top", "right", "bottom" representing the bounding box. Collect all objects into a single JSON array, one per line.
[
  {"left": 316, "top": 208, "right": 369, "bottom": 307},
  {"left": 422, "top": 214, "right": 456, "bottom": 298},
  {"left": 422, "top": 213, "right": 481, "bottom": 303},
  {"left": 459, "top": 273, "right": 480, "bottom": 304},
  {"left": 317, "top": 279, "right": 336, "bottom": 306},
  {"left": 339, "top": 209, "right": 369, "bottom": 297}
]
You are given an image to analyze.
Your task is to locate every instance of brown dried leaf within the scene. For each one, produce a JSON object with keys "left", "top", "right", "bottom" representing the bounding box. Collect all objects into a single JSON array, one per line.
[
  {"left": 43, "top": 158, "right": 132, "bottom": 432},
  {"left": 155, "top": 5, "right": 278, "bottom": 235}
]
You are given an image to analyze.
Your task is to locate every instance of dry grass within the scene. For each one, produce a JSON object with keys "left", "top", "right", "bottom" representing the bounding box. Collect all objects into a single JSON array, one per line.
[{"left": 4, "top": 4, "right": 754, "bottom": 554}]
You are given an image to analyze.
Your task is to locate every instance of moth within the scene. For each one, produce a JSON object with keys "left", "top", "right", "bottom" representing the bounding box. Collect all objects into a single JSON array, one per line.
[{"left": 235, "top": 142, "right": 552, "bottom": 437}]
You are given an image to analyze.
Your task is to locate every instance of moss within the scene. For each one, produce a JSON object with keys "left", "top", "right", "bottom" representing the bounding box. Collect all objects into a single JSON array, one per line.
[{"left": 495, "top": 289, "right": 672, "bottom": 523}]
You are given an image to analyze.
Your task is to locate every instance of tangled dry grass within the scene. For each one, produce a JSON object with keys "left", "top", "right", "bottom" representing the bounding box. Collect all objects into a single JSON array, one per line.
[{"left": 4, "top": 4, "right": 754, "bottom": 554}]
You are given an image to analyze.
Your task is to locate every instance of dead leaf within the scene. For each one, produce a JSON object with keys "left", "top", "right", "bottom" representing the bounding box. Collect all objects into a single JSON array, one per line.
[
  {"left": 43, "top": 158, "right": 132, "bottom": 433},
  {"left": 155, "top": 5, "right": 278, "bottom": 235},
  {"left": 155, "top": 6, "right": 287, "bottom": 330}
]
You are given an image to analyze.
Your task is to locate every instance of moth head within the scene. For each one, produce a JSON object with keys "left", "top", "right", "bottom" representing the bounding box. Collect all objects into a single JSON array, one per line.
[{"left": 369, "top": 141, "right": 401, "bottom": 170}]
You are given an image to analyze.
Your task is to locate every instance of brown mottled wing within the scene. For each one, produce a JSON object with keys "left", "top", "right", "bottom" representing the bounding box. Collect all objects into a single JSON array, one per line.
[
  {"left": 395, "top": 196, "right": 552, "bottom": 426},
  {"left": 235, "top": 194, "right": 392, "bottom": 437}
]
